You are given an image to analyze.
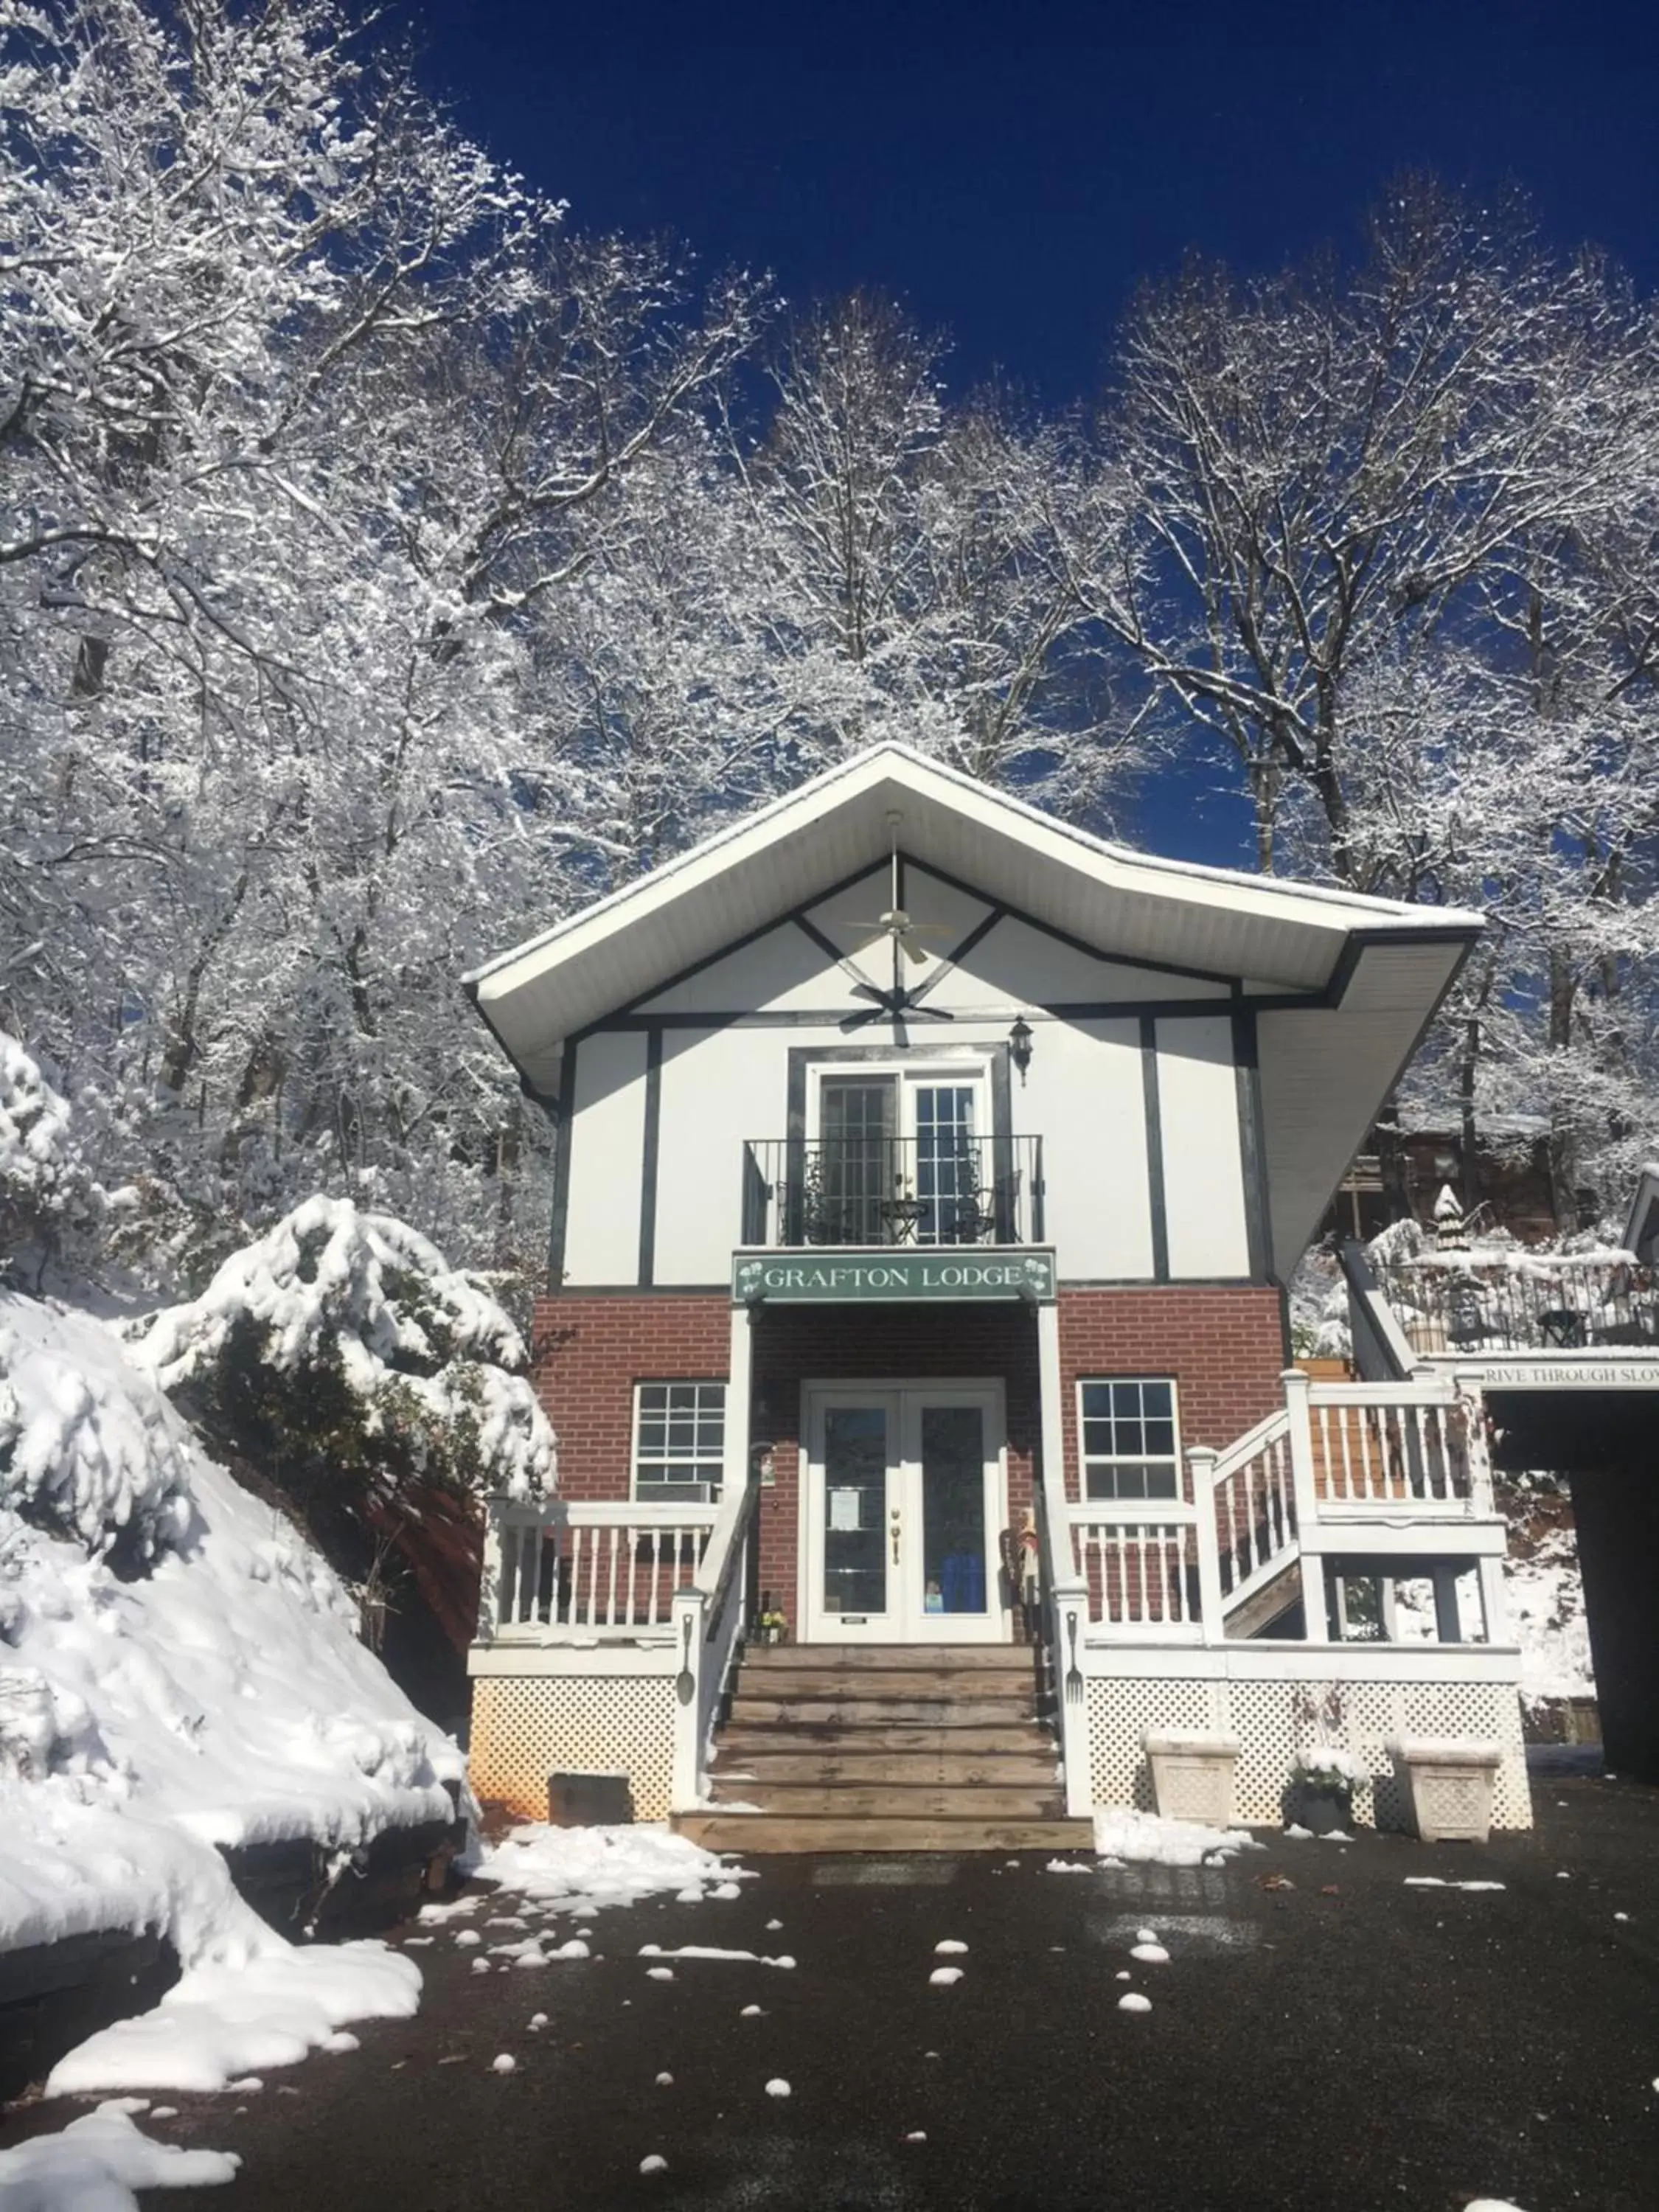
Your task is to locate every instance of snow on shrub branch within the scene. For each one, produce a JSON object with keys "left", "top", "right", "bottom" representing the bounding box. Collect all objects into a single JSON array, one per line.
[
  {"left": 127, "top": 1197, "right": 555, "bottom": 1503},
  {"left": 0, "top": 1285, "right": 192, "bottom": 1567}
]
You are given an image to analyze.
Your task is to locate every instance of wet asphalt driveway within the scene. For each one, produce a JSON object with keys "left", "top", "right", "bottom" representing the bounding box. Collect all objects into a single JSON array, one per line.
[{"left": 10, "top": 1776, "right": 1659, "bottom": 2212}]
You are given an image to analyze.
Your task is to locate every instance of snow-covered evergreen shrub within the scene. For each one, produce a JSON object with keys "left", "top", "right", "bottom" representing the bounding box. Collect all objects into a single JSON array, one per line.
[
  {"left": 127, "top": 1196, "right": 557, "bottom": 1512},
  {"left": 0, "top": 1034, "right": 99, "bottom": 1284},
  {"left": 0, "top": 1290, "right": 192, "bottom": 1571}
]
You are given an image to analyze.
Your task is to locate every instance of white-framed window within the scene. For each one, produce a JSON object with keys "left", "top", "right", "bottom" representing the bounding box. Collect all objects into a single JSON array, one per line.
[
  {"left": 1077, "top": 1378, "right": 1180, "bottom": 1501},
  {"left": 632, "top": 1381, "right": 726, "bottom": 1503}
]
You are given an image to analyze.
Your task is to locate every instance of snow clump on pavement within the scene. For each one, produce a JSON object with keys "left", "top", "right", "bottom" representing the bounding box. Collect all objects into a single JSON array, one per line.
[
  {"left": 0, "top": 2098, "right": 240, "bottom": 2209},
  {"left": 1093, "top": 1809, "right": 1263, "bottom": 1866},
  {"left": 765, "top": 2079, "right": 791, "bottom": 2098},
  {"left": 928, "top": 1966, "right": 963, "bottom": 1986},
  {"left": 476, "top": 1823, "right": 748, "bottom": 1916}
]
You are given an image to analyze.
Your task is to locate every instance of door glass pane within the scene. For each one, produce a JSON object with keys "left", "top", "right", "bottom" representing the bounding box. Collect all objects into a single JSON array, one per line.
[
  {"left": 915, "top": 1085, "right": 981, "bottom": 1246},
  {"left": 815, "top": 1080, "right": 897, "bottom": 1245},
  {"left": 822, "top": 1406, "right": 889, "bottom": 1615},
  {"left": 919, "top": 1404, "right": 987, "bottom": 1615}
]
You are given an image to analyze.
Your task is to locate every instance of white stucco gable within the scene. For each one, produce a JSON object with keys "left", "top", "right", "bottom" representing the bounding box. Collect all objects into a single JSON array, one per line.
[{"left": 467, "top": 743, "right": 1481, "bottom": 1273}]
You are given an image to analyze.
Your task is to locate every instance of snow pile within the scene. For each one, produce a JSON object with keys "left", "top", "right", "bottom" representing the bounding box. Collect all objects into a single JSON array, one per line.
[
  {"left": 0, "top": 2098, "right": 239, "bottom": 2209},
  {"left": 126, "top": 1197, "right": 554, "bottom": 1502},
  {"left": 0, "top": 1288, "right": 464, "bottom": 1965},
  {"left": 475, "top": 1823, "right": 747, "bottom": 1913},
  {"left": 47, "top": 1944, "right": 421, "bottom": 2096},
  {"left": 1092, "top": 1809, "right": 1264, "bottom": 1867}
]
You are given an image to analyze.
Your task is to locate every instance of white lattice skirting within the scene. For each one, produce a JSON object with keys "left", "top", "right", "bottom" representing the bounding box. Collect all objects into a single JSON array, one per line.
[
  {"left": 1085, "top": 1677, "right": 1532, "bottom": 1832},
  {"left": 470, "top": 1674, "right": 676, "bottom": 1822}
]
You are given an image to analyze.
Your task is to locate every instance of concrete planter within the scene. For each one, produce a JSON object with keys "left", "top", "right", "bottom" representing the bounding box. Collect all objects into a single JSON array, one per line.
[
  {"left": 1144, "top": 1729, "right": 1241, "bottom": 1827},
  {"left": 1389, "top": 1736, "right": 1501, "bottom": 1843}
]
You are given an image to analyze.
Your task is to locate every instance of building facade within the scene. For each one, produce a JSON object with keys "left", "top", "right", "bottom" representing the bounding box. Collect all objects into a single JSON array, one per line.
[{"left": 464, "top": 745, "right": 1534, "bottom": 1846}]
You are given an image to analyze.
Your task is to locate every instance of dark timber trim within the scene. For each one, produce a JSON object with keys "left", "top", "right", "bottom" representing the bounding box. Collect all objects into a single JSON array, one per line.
[
  {"left": 1140, "top": 1014, "right": 1170, "bottom": 1284},
  {"left": 546, "top": 1038, "right": 577, "bottom": 1289},
  {"left": 1231, "top": 1004, "right": 1273, "bottom": 1283},
  {"left": 637, "top": 1027, "right": 664, "bottom": 1287}
]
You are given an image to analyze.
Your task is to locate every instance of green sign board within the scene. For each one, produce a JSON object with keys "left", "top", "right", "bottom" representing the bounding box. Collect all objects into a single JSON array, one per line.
[{"left": 732, "top": 1248, "right": 1056, "bottom": 1305}]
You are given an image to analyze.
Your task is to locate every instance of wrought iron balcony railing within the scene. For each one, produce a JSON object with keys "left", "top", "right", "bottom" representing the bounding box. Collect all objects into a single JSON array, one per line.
[
  {"left": 741, "top": 1134, "right": 1044, "bottom": 1249},
  {"left": 1374, "top": 1252, "right": 1659, "bottom": 1354}
]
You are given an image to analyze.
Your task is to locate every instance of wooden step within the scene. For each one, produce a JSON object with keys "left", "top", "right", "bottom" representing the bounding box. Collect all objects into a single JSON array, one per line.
[
  {"left": 673, "top": 1813, "right": 1096, "bottom": 1854},
  {"left": 727, "top": 1696, "right": 1030, "bottom": 1728},
  {"left": 716, "top": 1723, "right": 1048, "bottom": 1758},
  {"left": 712, "top": 1750, "right": 1060, "bottom": 1787},
  {"left": 743, "top": 1644, "right": 1040, "bottom": 1672},
  {"left": 707, "top": 1784, "right": 1065, "bottom": 1820},
  {"left": 729, "top": 1667, "right": 1031, "bottom": 1700}
]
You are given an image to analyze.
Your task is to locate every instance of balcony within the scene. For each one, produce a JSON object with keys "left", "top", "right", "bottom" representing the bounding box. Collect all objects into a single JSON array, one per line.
[
  {"left": 740, "top": 1134, "right": 1045, "bottom": 1249},
  {"left": 1372, "top": 1251, "right": 1659, "bottom": 1356}
]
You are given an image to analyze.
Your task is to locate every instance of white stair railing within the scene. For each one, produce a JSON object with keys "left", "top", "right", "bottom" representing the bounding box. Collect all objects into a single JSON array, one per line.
[
  {"left": 1201, "top": 1409, "right": 1298, "bottom": 1607},
  {"left": 672, "top": 1475, "right": 762, "bottom": 1809}
]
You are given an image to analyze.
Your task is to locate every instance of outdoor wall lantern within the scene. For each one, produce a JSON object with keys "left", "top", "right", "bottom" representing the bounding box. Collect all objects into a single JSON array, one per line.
[{"left": 1008, "top": 1015, "right": 1034, "bottom": 1086}]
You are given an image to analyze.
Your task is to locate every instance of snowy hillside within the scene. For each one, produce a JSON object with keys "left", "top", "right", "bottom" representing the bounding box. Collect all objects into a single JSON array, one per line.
[{"left": 0, "top": 1289, "right": 465, "bottom": 1964}]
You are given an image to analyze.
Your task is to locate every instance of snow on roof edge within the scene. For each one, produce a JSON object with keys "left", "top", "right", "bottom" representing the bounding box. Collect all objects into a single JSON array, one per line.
[{"left": 463, "top": 742, "right": 1483, "bottom": 994}]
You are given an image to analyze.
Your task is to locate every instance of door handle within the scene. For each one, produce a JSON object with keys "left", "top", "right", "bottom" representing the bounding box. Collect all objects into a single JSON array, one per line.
[{"left": 890, "top": 1508, "right": 901, "bottom": 1564}]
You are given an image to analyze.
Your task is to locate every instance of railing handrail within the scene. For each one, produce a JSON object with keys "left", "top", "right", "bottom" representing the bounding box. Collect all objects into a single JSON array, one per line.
[
  {"left": 692, "top": 1473, "right": 759, "bottom": 1613},
  {"left": 1304, "top": 1378, "right": 1459, "bottom": 1408},
  {"left": 1208, "top": 1405, "right": 1291, "bottom": 1483},
  {"left": 489, "top": 1496, "right": 720, "bottom": 1531},
  {"left": 1064, "top": 1498, "right": 1198, "bottom": 1526}
]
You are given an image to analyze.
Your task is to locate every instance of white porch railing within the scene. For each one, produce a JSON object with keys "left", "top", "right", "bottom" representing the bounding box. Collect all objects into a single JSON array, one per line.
[
  {"left": 1065, "top": 1503, "right": 1206, "bottom": 1640},
  {"left": 1055, "top": 1369, "right": 1497, "bottom": 1643},
  {"left": 483, "top": 1499, "right": 719, "bottom": 1641},
  {"left": 1305, "top": 1380, "right": 1487, "bottom": 1515}
]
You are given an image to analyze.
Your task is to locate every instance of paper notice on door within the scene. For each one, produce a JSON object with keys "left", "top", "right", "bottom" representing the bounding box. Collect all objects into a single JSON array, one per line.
[{"left": 828, "top": 1487, "right": 864, "bottom": 1532}]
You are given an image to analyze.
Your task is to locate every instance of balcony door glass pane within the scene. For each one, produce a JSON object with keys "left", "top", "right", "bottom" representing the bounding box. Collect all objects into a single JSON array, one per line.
[
  {"left": 817, "top": 1079, "right": 896, "bottom": 1245},
  {"left": 915, "top": 1085, "right": 979, "bottom": 1245},
  {"left": 821, "top": 1405, "right": 890, "bottom": 1615},
  {"left": 919, "top": 1403, "right": 987, "bottom": 1614}
]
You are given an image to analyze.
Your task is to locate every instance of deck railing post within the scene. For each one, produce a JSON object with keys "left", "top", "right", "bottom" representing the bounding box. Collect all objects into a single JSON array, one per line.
[
  {"left": 1186, "top": 1446, "right": 1225, "bottom": 1642},
  {"left": 1282, "top": 1368, "right": 1329, "bottom": 1640}
]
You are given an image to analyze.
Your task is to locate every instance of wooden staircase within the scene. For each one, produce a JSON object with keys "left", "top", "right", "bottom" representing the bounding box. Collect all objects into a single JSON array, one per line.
[{"left": 672, "top": 1645, "right": 1094, "bottom": 1854}]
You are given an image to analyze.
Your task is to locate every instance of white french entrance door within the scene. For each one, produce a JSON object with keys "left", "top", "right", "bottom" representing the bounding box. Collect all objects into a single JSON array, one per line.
[{"left": 799, "top": 1382, "right": 1007, "bottom": 1644}]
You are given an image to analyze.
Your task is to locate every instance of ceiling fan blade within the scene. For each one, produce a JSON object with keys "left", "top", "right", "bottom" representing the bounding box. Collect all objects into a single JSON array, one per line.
[
  {"left": 908, "top": 1003, "right": 956, "bottom": 1021},
  {"left": 839, "top": 1006, "right": 884, "bottom": 1032},
  {"left": 848, "top": 982, "right": 888, "bottom": 1006},
  {"left": 900, "top": 934, "right": 929, "bottom": 967},
  {"left": 892, "top": 1011, "right": 909, "bottom": 1051}
]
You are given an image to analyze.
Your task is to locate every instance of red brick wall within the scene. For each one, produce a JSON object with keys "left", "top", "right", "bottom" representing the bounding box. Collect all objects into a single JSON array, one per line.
[
  {"left": 529, "top": 1295, "right": 731, "bottom": 1499},
  {"left": 749, "top": 1304, "right": 1042, "bottom": 1613},
  {"left": 529, "top": 1284, "right": 1288, "bottom": 1627},
  {"left": 1056, "top": 1286, "right": 1287, "bottom": 1504}
]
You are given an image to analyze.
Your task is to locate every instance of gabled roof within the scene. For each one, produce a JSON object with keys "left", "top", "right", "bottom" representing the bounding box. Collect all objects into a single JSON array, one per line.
[{"left": 468, "top": 743, "right": 1481, "bottom": 1101}]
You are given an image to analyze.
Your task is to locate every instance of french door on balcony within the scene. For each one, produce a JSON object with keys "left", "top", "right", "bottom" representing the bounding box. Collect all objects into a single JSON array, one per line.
[
  {"left": 808, "top": 1070, "right": 990, "bottom": 1246},
  {"left": 799, "top": 1382, "right": 1006, "bottom": 1644}
]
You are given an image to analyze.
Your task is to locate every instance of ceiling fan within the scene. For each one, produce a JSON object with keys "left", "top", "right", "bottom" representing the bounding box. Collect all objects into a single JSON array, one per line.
[{"left": 836, "top": 812, "right": 955, "bottom": 1040}]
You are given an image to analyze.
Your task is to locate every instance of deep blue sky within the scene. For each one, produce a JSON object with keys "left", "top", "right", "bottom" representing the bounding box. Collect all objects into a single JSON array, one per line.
[{"left": 403, "top": 0, "right": 1658, "bottom": 856}]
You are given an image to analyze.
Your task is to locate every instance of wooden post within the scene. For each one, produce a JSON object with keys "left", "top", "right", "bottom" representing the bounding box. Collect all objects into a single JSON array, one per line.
[
  {"left": 1282, "top": 1368, "right": 1329, "bottom": 1641},
  {"left": 1431, "top": 1565, "right": 1464, "bottom": 1644},
  {"left": 1187, "top": 1446, "right": 1225, "bottom": 1641}
]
